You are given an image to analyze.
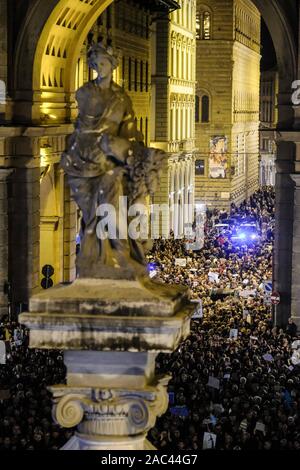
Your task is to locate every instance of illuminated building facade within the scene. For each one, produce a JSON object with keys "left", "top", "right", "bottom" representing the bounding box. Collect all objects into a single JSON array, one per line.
[
  {"left": 259, "top": 69, "right": 278, "bottom": 186},
  {"left": 152, "top": 0, "right": 197, "bottom": 237},
  {"left": 195, "top": 0, "right": 261, "bottom": 209}
]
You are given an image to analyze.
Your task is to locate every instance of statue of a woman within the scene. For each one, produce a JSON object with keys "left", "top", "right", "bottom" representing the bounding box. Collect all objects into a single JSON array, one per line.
[{"left": 61, "top": 44, "right": 165, "bottom": 280}]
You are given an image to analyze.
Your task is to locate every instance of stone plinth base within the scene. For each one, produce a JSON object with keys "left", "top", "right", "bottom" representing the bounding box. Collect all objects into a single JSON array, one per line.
[
  {"left": 19, "top": 278, "right": 194, "bottom": 450},
  {"left": 61, "top": 434, "right": 156, "bottom": 451}
]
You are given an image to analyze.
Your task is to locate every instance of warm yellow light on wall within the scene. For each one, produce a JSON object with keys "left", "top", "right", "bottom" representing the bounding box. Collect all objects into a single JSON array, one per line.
[
  {"left": 40, "top": 144, "right": 52, "bottom": 167},
  {"left": 40, "top": 103, "right": 58, "bottom": 121}
]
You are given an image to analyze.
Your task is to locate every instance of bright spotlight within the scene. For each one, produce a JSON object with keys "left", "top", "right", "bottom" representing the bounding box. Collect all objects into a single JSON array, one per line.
[{"left": 147, "top": 262, "right": 158, "bottom": 278}]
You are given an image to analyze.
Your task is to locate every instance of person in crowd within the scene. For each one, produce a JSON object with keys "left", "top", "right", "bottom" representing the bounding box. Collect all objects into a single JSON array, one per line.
[{"left": 286, "top": 318, "right": 298, "bottom": 338}]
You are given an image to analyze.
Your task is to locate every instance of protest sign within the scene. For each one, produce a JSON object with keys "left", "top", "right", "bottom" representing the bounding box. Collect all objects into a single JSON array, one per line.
[
  {"left": 0, "top": 341, "right": 6, "bottom": 365},
  {"left": 291, "top": 349, "right": 300, "bottom": 366},
  {"left": 207, "top": 376, "right": 220, "bottom": 390},
  {"left": 203, "top": 432, "right": 217, "bottom": 450},
  {"left": 239, "top": 289, "right": 256, "bottom": 299},
  {"left": 262, "top": 353, "right": 273, "bottom": 362},
  {"left": 255, "top": 422, "right": 266, "bottom": 434},
  {"left": 243, "top": 309, "right": 249, "bottom": 319},
  {"left": 292, "top": 340, "right": 300, "bottom": 350},
  {"left": 229, "top": 329, "right": 238, "bottom": 340},
  {"left": 175, "top": 259, "right": 187, "bottom": 267},
  {"left": 191, "top": 299, "right": 203, "bottom": 319},
  {"left": 208, "top": 272, "right": 219, "bottom": 283}
]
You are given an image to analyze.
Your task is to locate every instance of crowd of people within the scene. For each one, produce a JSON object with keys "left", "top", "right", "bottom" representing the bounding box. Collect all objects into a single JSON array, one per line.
[
  {"left": 0, "top": 322, "right": 69, "bottom": 450},
  {"left": 0, "top": 187, "right": 300, "bottom": 451},
  {"left": 148, "top": 188, "right": 300, "bottom": 450}
]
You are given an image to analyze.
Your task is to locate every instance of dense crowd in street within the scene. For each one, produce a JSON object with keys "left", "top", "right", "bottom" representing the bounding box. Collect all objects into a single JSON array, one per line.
[
  {"left": 148, "top": 188, "right": 300, "bottom": 450},
  {"left": 1, "top": 187, "right": 300, "bottom": 450},
  {"left": 0, "top": 323, "right": 68, "bottom": 450}
]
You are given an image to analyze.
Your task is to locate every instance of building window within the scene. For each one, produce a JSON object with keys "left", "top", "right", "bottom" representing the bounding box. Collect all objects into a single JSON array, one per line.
[
  {"left": 195, "top": 95, "right": 200, "bottom": 123},
  {"left": 196, "top": 10, "right": 211, "bottom": 40},
  {"left": 122, "top": 56, "right": 125, "bottom": 89},
  {"left": 145, "top": 62, "right": 149, "bottom": 92},
  {"left": 107, "top": 6, "right": 112, "bottom": 29},
  {"left": 203, "top": 12, "right": 211, "bottom": 39},
  {"left": 201, "top": 95, "right": 210, "bottom": 122},
  {"left": 140, "top": 61, "right": 143, "bottom": 92},
  {"left": 195, "top": 160, "right": 205, "bottom": 176},
  {"left": 236, "top": 134, "right": 246, "bottom": 176},
  {"left": 196, "top": 12, "right": 201, "bottom": 39},
  {"left": 140, "top": 117, "right": 143, "bottom": 136},
  {"left": 145, "top": 117, "right": 148, "bottom": 145},
  {"left": 262, "top": 138, "right": 269, "bottom": 151},
  {"left": 134, "top": 59, "right": 138, "bottom": 92},
  {"left": 128, "top": 58, "right": 132, "bottom": 91}
]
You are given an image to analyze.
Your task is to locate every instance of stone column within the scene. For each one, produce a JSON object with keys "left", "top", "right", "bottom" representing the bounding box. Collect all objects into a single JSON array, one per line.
[
  {"left": 290, "top": 174, "right": 300, "bottom": 329},
  {"left": 0, "top": 169, "right": 12, "bottom": 317},
  {"left": 20, "top": 278, "right": 193, "bottom": 450},
  {"left": 273, "top": 138, "right": 296, "bottom": 326},
  {"left": 8, "top": 166, "right": 40, "bottom": 311},
  {"left": 63, "top": 177, "right": 77, "bottom": 283},
  {"left": 0, "top": 0, "right": 10, "bottom": 121}
]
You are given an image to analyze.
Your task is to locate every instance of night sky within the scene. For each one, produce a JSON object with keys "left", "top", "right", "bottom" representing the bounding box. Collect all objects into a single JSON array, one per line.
[{"left": 261, "top": 19, "right": 277, "bottom": 71}]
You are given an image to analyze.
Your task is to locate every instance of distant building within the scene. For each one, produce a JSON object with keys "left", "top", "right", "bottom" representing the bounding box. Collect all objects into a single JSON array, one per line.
[
  {"left": 259, "top": 68, "right": 278, "bottom": 186},
  {"left": 195, "top": 0, "right": 261, "bottom": 209},
  {"left": 151, "top": 0, "right": 197, "bottom": 237}
]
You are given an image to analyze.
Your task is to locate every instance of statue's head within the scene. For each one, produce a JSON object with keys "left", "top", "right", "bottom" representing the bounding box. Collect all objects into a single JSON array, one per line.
[{"left": 87, "top": 43, "right": 118, "bottom": 79}]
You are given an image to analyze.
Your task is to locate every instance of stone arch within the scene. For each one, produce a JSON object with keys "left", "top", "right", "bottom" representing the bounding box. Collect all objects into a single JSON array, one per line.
[
  {"left": 14, "top": 0, "right": 114, "bottom": 123},
  {"left": 14, "top": 0, "right": 297, "bottom": 127},
  {"left": 251, "top": 0, "right": 297, "bottom": 127}
]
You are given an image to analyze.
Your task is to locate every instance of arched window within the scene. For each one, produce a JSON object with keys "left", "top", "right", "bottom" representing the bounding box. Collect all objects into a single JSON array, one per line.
[
  {"left": 196, "top": 9, "right": 211, "bottom": 40},
  {"left": 195, "top": 95, "right": 200, "bottom": 123},
  {"left": 201, "top": 95, "right": 210, "bottom": 122},
  {"left": 203, "top": 12, "right": 211, "bottom": 39}
]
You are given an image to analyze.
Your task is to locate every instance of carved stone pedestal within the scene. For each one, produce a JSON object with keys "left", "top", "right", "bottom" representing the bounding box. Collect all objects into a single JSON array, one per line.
[{"left": 20, "top": 279, "right": 193, "bottom": 450}]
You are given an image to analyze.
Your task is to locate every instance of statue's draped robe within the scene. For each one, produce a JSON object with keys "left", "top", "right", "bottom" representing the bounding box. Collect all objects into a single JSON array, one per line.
[{"left": 61, "top": 80, "right": 146, "bottom": 279}]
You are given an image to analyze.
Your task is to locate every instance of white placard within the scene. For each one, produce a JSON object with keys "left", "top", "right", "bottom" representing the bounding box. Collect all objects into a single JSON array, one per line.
[
  {"left": 262, "top": 353, "right": 273, "bottom": 362},
  {"left": 208, "top": 272, "right": 219, "bottom": 283},
  {"left": 175, "top": 258, "right": 187, "bottom": 267},
  {"left": 0, "top": 341, "right": 6, "bottom": 365},
  {"left": 291, "top": 349, "right": 300, "bottom": 365},
  {"left": 239, "top": 289, "right": 256, "bottom": 298},
  {"left": 203, "top": 432, "right": 217, "bottom": 450},
  {"left": 207, "top": 376, "right": 220, "bottom": 390},
  {"left": 191, "top": 299, "right": 203, "bottom": 319},
  {"left": 229, "top": 329, "right": 238, "bottom": 340},
  {"left": 243, "top": 309, "right": 249, "bottom": 319},
  {"left": 292, "top": 340, "right": 300, "bottom": 350},
  {"left": 255, "top": 422, "right": 266, "bottom": 434}
]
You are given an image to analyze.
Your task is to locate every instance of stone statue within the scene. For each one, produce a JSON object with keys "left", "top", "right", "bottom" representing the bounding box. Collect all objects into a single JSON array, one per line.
[{"left": 61, "top": 43, "right": 165, "bottom": 281}]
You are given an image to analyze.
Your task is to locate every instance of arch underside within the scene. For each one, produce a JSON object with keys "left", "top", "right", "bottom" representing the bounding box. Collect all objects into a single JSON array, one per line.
[
  {"left": 14, "top": 0, "right": 297, "bottom": 123},
  {"left": 15, "top": 0, "right": 114, "bottom": 122}
]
